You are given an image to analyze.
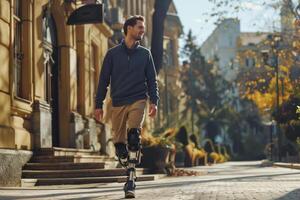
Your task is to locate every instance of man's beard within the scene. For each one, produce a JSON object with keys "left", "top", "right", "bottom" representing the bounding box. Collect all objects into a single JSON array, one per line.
[{"left": 134, "top": 35, "right": 143, "bottom": 41}]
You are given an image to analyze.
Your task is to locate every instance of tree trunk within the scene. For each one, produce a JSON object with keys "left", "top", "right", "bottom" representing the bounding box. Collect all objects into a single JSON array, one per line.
[{"left": 151, "top": 0, "right": 172, "bottom": 74}]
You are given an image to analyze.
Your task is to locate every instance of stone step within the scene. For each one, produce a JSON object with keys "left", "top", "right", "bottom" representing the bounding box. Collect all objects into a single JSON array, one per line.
[
  {"left": 23, "top": 162, "right": 107, "bottom": 170},
  {"left": 21, "top": 174, "right": 166, "bottom": 186},
  {"left": 30, "top": 156, "right": 74, "bottom": 163},
  {"left": 22, "top": 168, "right": 149, "bottom": 178},
  {"left": 35, "top": 147, "right": 99, "bottom": 156},
  {"left": 30, "top": 155, "right": 115, "bottom": 163}
]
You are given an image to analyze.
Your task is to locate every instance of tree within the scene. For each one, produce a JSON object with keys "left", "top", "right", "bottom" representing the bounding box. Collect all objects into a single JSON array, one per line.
[
  {"left": 204, "top": 0, "right": 299, "bottom": 33},
  {"left": 151, "top": 0, "right": 172, "bottom": 74},
  {"left": 180, "top": 30, "right": 233, "bottom": 142},
  {"left": 237, "top": 34, "right": 299, "bottom": 115}
]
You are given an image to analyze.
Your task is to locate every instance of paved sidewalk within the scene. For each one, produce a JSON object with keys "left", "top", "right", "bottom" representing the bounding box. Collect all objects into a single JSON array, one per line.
[{"left": 1, "top": 161, "right": 300, "bottom": 199}]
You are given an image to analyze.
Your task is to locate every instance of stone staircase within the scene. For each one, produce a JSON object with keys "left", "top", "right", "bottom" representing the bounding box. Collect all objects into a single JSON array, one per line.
[{"left": 21, "top": 147, "right": 164, "bottom": 186}]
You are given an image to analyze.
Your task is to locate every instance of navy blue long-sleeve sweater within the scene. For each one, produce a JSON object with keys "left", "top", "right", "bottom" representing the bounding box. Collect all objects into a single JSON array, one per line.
[{"left": 95, "top": 41, "right": 159, "bottom": 109}]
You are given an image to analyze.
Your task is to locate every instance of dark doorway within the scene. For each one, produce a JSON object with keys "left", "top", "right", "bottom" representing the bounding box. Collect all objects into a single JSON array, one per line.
[{"left": 42, "top": 11, "right": 59, "bottom": 146}]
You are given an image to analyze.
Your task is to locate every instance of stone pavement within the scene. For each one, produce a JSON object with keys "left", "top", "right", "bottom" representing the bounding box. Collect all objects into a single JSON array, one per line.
[{"left": 1, "top": 161, "right": 300, "bottom": 200}]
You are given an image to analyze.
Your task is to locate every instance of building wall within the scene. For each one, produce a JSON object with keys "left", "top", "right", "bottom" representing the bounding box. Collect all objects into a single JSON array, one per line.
[
  {"left": 201, "top": 18, "right": 241, "bottom": 82},
  {"left": 0, "top": 0, "right": 13, "bottom": 149},
  {"left": 0, "top": 0, "right": 112, "bottom": 150},
  {"left": 0, "top": 0, "right": 184, "bottom": 150},
  {"left": 0, "top": 0, "right": 184, "bottom": 186},
  {"left": 0, "top": 0, "right": 114, "bottom": 186}
]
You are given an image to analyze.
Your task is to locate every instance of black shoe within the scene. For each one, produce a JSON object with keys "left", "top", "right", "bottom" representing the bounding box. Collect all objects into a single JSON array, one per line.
[{"left": 124, "top": 180, "right": 136, "bottom": 198}]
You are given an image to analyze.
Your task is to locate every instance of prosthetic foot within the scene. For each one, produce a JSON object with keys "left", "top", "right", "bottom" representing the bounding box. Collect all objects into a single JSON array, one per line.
[
  {"left": 124, "top": 179, "right": 136, "bottom": 198},
  {"left": 124, "top": 128, "right": 142, "bottom": 198}
]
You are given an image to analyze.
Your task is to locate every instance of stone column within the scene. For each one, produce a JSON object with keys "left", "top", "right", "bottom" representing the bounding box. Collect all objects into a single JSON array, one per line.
[{"left": 32, "top": 100, "right": 52, "bottom": 149}]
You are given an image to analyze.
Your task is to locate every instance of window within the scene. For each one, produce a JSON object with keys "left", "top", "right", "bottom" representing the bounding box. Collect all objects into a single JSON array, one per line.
[
  {"left": 245, "top": 58, "right": 249, "bottom": 67},
  {"left": 44, "top": 44, "right": 53, "bottom": 104},
  {"left": 13, "top": 0, "right": 23, "bottom": 97},
  {"left": 245, "top": 57, "right": 256, "bottom": 68},
  {"left": 42, "top": 9, "right": 56, "bottom": 104}
]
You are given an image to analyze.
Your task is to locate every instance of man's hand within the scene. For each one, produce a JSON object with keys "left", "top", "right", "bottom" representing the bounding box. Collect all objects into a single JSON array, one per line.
[
  {"left": 94, "top": 109, "right": 104, "bottom": 122},
  {"left": 148, "top": 104, "right": 157, "bottom": 118}
]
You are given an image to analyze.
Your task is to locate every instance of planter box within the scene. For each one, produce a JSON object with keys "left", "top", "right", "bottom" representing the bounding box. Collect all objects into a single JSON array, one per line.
[
  {"left": 139, "top": 146, "right": 170, "bottom": 173},
  {"left": 175, "top": 151, "right": 185, "bottom": 167}
]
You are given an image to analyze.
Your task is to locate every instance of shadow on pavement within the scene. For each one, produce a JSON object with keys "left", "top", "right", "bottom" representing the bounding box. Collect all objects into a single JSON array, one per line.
[
  {"left": 0, "top": 188, "right": 123, "bottom": 200},
  {"left": 276, "top": 188, "right": 300, "bottom": 200}
]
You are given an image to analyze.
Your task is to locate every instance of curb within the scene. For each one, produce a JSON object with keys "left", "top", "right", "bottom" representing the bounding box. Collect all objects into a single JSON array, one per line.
[
  {"left": 261, "top": 160, "right": 300, "bottom": 170},
  {"left": 273, "top": 162, "right": 300, "bottom": 170}
]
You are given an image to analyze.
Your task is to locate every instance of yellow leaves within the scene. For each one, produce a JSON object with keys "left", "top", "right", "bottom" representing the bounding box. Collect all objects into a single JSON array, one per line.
[
  {"left": 279, "top": 65, "right": 289, "bottom": 74},
  {"left": 237, "top": 37, "right": 299, "bottom": 114},
  {"left": 248, "top": 91, "right": 274, "bottom": 112},
  {"left": 242, "top": 76, "right": 294, "bottom": 113},
  {"left": 293, "top": 40, "right": 300, "bottom": 52}
]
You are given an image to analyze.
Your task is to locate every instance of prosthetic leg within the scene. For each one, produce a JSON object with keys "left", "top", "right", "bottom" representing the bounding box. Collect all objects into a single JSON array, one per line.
[{"left": 123, "top": 128, "right": 142, "bottom": 198}]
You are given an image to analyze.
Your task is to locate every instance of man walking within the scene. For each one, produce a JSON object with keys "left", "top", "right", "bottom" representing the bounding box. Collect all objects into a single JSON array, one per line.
[{"left": 94, "top": 15, "right": 159, "bottom": 198}]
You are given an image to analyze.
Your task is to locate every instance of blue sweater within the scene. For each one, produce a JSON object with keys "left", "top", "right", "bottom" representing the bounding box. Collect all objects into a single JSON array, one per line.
[{"left": 95, "top": 41, "right": 159, "bottom": 109}]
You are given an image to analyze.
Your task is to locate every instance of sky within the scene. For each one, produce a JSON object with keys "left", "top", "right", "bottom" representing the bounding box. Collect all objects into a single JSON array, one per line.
[{"left": 173, "top": 0, "right": 284, "bottom": 46}]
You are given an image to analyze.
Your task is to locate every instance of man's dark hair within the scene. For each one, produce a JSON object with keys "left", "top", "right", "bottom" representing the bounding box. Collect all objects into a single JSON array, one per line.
[{"left": 123, "top": 15, "right": 145, "bottom": 36}]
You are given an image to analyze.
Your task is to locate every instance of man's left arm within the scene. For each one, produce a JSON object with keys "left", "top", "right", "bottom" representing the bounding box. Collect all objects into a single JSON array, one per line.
[{"left": 145, "top": 51, "right": 159, "bottom": 117}]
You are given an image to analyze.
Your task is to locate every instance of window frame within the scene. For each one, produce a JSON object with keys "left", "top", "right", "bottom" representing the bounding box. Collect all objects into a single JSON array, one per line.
[{"left": 13, "top": 0, "right": 23, "bottom": 97}]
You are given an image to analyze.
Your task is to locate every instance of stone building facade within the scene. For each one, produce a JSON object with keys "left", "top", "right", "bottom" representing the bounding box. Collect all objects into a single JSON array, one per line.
[
  {"left": 0, "top": 0, "right": 113, "bottom": 186},
  {"left": 0, "top": 0, "right": 183, "bottom": 186}
]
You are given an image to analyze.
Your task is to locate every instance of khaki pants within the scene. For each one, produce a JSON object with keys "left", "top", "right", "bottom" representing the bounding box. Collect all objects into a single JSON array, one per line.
[{"left": 111, "top": 99, "right": 146, "bottom": 144}]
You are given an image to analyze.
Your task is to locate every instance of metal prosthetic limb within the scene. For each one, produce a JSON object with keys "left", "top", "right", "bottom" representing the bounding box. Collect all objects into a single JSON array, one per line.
[{"left": 124, "top": 128, "right": 142, "bottom": 198}]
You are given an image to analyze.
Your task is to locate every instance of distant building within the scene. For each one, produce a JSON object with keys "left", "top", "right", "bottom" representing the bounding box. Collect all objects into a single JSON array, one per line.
[
  {"left": 200, "top": 18, "right": 240, "bottom": 82},
  {"left": 280, "top": 0, "right": 295, "bottom": 36},
  {"left": 280, "top": 0, "right": 300, "bottom": 80},
  {"left": 237, "top": 32, "right": 270, "bottom": 69}
]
